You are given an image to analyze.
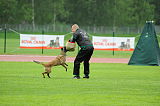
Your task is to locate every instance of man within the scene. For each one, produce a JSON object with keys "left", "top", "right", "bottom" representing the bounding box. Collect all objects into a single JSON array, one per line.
[{"left": 69, "top": 24, "right": 94, "bottom": 79}]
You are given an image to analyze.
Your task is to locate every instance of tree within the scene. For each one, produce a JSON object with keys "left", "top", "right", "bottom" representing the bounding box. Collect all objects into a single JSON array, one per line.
[
  {"left": 128, "top": 0, "right": 155, "bottom": 26},
  {"left": 149, "top": 0, "right": 160, "bottom": 25},
  {"left": 16, "top": 0, "right": 33, "bottom": 24},
  {"left": 34, "top": 0, "right": 68, "bottom": 25},
  {"left": 0, "top": 0, "right": 17, "bottom": 24},
  {"left": 0, "top": 0, "right": 158, "bottom": 26}
]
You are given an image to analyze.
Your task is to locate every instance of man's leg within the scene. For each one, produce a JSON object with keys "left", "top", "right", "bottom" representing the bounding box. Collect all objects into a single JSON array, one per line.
[
  {"left": 73, "top": 60, "right": 80, "bottom": 76},
  {"left": 73, "top": 49, "right": 87, "bottom": 76},
  {"left": 83, "top": 61, "right": 89, "bottom": 75},
  {"left": 83, "top": 48, "right": 94, "bottom": 77}
]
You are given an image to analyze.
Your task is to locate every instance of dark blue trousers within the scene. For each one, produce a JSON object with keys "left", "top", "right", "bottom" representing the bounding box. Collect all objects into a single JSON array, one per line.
[{"left": 73, "top": 47, "right": 94, "bottom": 76}]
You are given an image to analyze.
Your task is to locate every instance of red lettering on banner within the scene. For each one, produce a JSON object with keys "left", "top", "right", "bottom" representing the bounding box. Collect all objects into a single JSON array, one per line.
[
  {"left": 22, "top": 40, "right": 45, "bottom": 44},
  {"left": 105, "top": 43, "right": 116, "bottom": 46},
  {"left": 31, "top": 37, "right": 36, "bottom": 40},
  {"left": 94, "top": 42, "right": 104, "bottom": 45},
  {"left": 102, "top": 39, "right": 107, "bottom": 42},
  {"left": 22, "top": 40, "right": 32, "bottom": 43},
  {"left": 34, "top": 41, "right": 45, "bottom": 44}
]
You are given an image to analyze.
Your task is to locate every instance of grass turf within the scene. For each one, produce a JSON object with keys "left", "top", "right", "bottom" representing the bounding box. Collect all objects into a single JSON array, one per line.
[{"left": 0, "top": 62, "right": 160, "bottom": 106}]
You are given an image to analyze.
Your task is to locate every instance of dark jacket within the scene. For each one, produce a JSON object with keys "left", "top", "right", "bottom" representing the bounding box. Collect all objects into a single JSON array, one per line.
[{"left": 70, "top": 29, "right": 93, "bottom": 49}]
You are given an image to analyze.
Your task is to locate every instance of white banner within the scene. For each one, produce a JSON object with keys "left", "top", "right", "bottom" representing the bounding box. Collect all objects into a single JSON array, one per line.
[
  {"left": 20, "top": 34, "right": 64, "bottom": 49},
  {"left": 92, "top": 36, "right": 135, "bottom": 51}
]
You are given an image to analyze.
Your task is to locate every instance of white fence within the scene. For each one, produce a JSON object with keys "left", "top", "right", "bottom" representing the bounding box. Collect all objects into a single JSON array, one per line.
[{"left": 1, "top": 24, "right": 160, "bottom": 34}]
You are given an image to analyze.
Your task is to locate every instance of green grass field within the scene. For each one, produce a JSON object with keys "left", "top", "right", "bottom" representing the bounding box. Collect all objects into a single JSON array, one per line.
[{"left": 0, "top": 62, "right": 160, "bottom": 106}]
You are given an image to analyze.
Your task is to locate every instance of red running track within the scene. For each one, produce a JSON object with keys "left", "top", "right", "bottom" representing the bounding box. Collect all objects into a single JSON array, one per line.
[{"left": 0, "top": 55, "right": 129, "bottom": 63}]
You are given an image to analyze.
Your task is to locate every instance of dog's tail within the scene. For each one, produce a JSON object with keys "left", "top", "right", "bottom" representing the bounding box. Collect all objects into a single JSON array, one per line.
[{"left": 33, "top": 60, "right": 43, "bottom": 65}]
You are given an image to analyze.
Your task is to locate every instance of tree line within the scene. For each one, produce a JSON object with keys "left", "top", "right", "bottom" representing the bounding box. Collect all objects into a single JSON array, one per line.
[{"left": 0, "top": 0, "right": 159, "bottom": 27}]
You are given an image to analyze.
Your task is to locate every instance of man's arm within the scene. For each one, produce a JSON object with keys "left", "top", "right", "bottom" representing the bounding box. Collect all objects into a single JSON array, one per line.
[{"left": 69, "top": 33, "right": 78, "bottom": 42}]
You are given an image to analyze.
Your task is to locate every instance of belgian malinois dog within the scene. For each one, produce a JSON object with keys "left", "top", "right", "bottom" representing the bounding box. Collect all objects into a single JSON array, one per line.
[{"left": 33, "top": 47, "right": 68, "bottom": 78}]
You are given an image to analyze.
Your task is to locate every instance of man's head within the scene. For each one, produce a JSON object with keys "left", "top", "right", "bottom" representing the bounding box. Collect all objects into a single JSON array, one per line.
[{"left": 71, "top": 24, "right": 79, "bottom": 33}]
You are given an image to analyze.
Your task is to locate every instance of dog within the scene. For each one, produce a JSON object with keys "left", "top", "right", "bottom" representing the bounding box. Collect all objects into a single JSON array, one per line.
[{"left": 33, "top": 47, "right": 68, "bottom": 78}]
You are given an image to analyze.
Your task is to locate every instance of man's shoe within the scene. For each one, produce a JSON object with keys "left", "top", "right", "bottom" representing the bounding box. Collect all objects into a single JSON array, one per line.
[
  {"left": 73, "top": 76, "right": 80, "bottom": 79},
  {"left": 83, "top": 75, "right": 89, "bottom": 79}
]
